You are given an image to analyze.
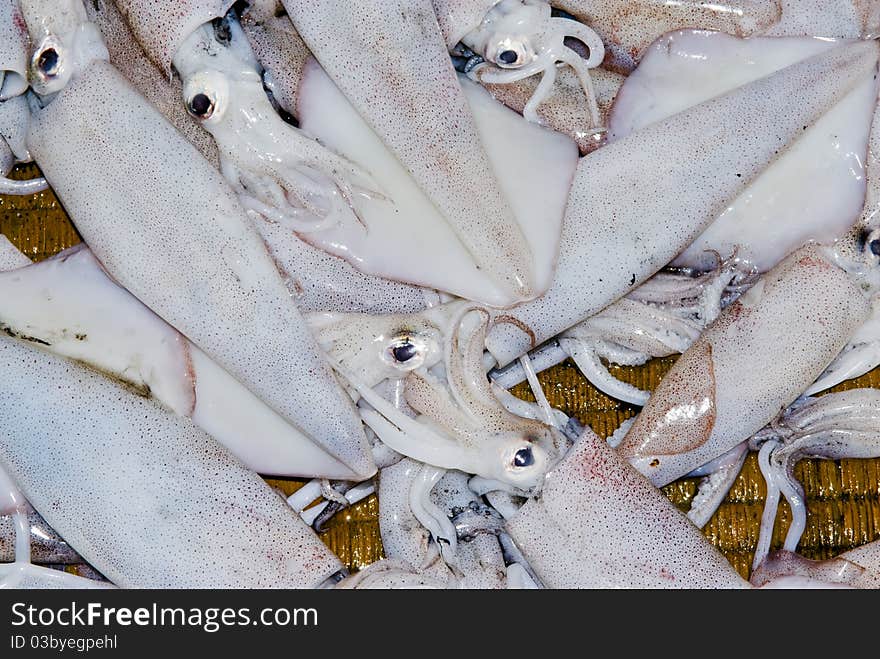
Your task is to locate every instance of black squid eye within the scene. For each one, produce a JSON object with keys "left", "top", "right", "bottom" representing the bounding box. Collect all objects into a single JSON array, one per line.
[
  {"left": 36, "top": 48, "right": 60, "bottom": 77},
  {"left": 513, "top": 447, "right": 534, "bottom": 468},
  {"left": 870, "top": 238, "right": 880, "bottom": 257},
  {"left": 498, "top": 49, "right": 519, "bottom": 65},
  {"left": 188, "top": 93, "right": 215, "bottom": 118},
  {"left": 391, "top": 340, "right": 418, "bottom": 363}
]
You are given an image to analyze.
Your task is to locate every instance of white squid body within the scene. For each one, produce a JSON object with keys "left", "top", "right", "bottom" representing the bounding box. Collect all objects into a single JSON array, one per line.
[
  {"left": 295, "top": 61, "right": 576, "bottom": 305},
  {"left": 0, "top": 334, "right": 343, "bottom": 588},
  {"left": 504, "top": 427, "right": 749, "bottom": 588},
  {"left": 170, "top": 19, "right": 432, "bottom": 315},
  {"left": 0, "top": 238, "right": 358, "bottom": 480},
  {"left": 555, "top": 0, "right": 783, "bottom": 72},
  {"left": 752, "top": 544, "right": 880, "bottom": 589},
  {"left": 617, "top": 245, "right": 871, "bottom": 487},
  {"left": 283, "top": 0, "right": 558, "bottom": 306},
  {"left": 215, "top": 5, "right": 576, "bottom": 307},
  {"left": 484, "top": 39, "right": 880, "bottom": 366},
  {"left": 25, "top": 57, "right": 374, "bottom": 479},
  {"left": 609, "top": 30, "right": 879, "bottom": 274}
]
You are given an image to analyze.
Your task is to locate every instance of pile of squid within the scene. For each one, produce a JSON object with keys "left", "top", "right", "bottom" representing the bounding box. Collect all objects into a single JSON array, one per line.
[{"left": 3, "top": 0, "right": 880, "bottom": 590}]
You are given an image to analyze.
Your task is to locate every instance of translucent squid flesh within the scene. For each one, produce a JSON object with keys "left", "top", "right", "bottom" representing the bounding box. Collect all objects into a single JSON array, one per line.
[
  {"left": 752, "top": 544, "right": 880, "bottom": 589},
  {"left": 609, "top": 30, "right": 878, "bottom": 274},
  {"left": 504, "top": 427, "right": 749, "bottom": 588},
  {"left": 84, "top": 0, "right": 220, "bottom": 166},
  {"left": 555, "top": 0, "right": 784, "bottom": 73},
  {"left": 283, "top": 0, "right": 542, "bottom": 304},
  {"left": 25, "top": 55, "right": 374, "bottom": 479},
  {"left": 0, "top": 239, "right": 359, "bottom": 480},
  {"left": 0, "top": 334, "right": 344, "bottom": 588},
  {"left": 295, "top": 61, "right": 577, "bottom": 304},
  {"left": 484, "top": 40, "right": 879, "bottom": 367},
  {"left": 616, "top": 244, "right": 872, "bottom": 488}
]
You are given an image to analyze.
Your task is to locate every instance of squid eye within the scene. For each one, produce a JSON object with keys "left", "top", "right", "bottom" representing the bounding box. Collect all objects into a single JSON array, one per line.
[
  {"left": 387, "top": 334, "right": 424, "bottom": 369},
  {"left": 870, "top": 239, "right": 880, "bottom": 257},
  {"left": 188, "top": 92, "right": 215, "bottom": 119},
  {"left": 391, "top": 340, "right": 418, "bottom": 363},
  {"left": 513, "top": 447, "right": 534, "bottom": 468},
  {"left": 36, "top": 48, "right": 60, "bottom": 78},
  {"left": 498, "top": 49, "right": 519, "bottom": 65}
]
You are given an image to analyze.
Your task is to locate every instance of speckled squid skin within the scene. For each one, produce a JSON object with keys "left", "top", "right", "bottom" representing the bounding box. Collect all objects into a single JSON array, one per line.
[
  {"left": 484, "top": 40, "right": 880, "bottom": 367},
  {"left": 556, "top": 0, "right": 782, "bottom": 73},
  {"left": 765, "top": 1, "right": 880, "bottom": 38},
  {"left": 86, "top": 0, "right": 219, "bottom": 167},
  {"left": 505, "top": 427, "right": 749, "bottom": 588},
  {"left": 0, "top": 335, "right": 343, "bottom": 588},
  {"left": 26, "top": 60, "right": 375, "bottom": 480},
  {"left": 283, "top": 0, "right": 537, "bottom": 305},
  {"left": 0, "top": 0, "right": 29, "bottom": 100},
  {"left": 618, "top": 245, "right": 871, "bottom": 487},
  {"left": 112, "top": 0, "right": 237, "bottom": 72}
]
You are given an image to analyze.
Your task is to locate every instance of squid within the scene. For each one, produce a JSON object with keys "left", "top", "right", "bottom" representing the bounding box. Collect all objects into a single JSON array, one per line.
[
  {"left": 101, "top": 3, "right": 428, "bottom": 316},
  {"left": 331, "top": 307, "right": 570, "bottom": 495},
  {"left": 85, "top": 0, "right": 220, "bottom": 166},
  {"left": 111, "top": 1, "right": 576, "bottom": 307},
  {"left": 752, "top": 544, "right": 880, "bottom": 589},
  {"left": 282, "top": 0, "right": 548, "bottom": 306},
  {"left": 765, "top": 1, "right": 880, "bottom": 39},
  {"left": 555, "top": 0, "right": 783, "bottom": 73},
  {"left": 609, "top": 30, "right": 878, "bottom": 275},
  {"left": 484, "top": 39, "right": 880, "bottom": 367},
  {"left": 0, "top": 334, "right": 344, "bottom": 588},
  {"left": 616, "top": 243, "right": 876, "bottom": 488},
  {"left": 503, "top": 426, "right": 749, "bottom": 588},
  {"left": 470, "top": 63, "right": 624, "bottom": 154},
  {"left": 0, "top": 235, "right": 359, "bottom": 480},
  {"left": 434, "top": 0, "right": 606, "bottom": 131},
  {"left": 20, "top": 0, "right": 376, "bottom": 479},
  {"left": 491, "top": 259, "right": 750, "bottom": 405},
  {"left": 377, "top": 460, "right": 508, "bottom": 587},
  {"left": 749, "top": 389, "right": 880, "bottom": 571},
  {"left": 1, "top": 459, "right": 111, "bottom": 589}
]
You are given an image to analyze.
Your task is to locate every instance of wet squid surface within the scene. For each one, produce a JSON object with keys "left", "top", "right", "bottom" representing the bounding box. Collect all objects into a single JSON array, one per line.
[{"left": 3, "top": 163, "right": 879, "bottom": 580}]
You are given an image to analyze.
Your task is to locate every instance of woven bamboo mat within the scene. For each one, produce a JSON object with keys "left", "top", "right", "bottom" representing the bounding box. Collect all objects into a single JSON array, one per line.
[{"left": 4, "top": 163, "right": 879, "bottom": 582}]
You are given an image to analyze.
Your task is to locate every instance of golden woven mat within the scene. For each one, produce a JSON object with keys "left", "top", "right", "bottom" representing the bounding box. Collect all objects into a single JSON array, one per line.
[{"left": 4, "top": 163, "right": 879, "bottom": 582}]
